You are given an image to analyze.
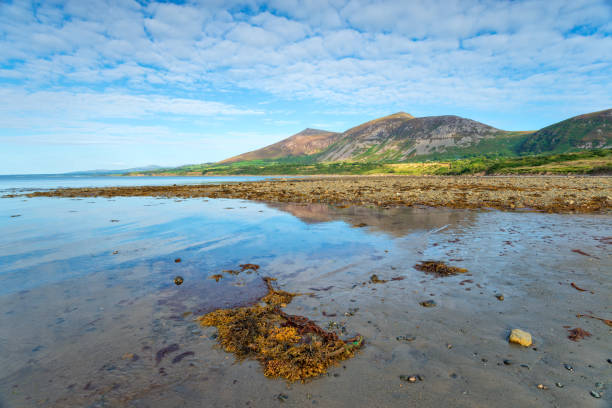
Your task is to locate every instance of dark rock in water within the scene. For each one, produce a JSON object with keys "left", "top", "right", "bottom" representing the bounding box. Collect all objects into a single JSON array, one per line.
[
  {"left": 174, "top": 276, "right": 184, "bottom": 286},
  {"left": 171, "top": 351, "right": 194, "bottom": 364},
  {"left": 175, "top": 258, "right": 181, "bottom": 263},
  {"left": 155, "top": 343, "right": 179, "bottom": 365},
  {"left": 419, "top": 299, "right": 436, "bottom": 307}
]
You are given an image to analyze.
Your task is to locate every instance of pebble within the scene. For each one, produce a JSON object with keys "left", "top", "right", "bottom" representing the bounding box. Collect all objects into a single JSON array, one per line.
[
  {"left": 503, "top": 359, "right": 513, "bottom": 366},
  {"left": 590, "top": 391, "right": 601, "bottom": 399},
  {"left": 495, "top": 294, "right": 504, "bottom": 301},
  {"left": 563, "top": 363, "right": 573, "bottom": 372},
  {"left": 555, "top": 382, "right": 563, "bottom": 388},
  {"left": 594, "top": 382, "right": 604, "bottom": 390},
  {"left": 607, "top": 358, "right": 612, "bottom": 364},
  {"left": 396, "top": 335, "right": 416, "bottom": 342},
  {"left": 537, "top": 384, "right": 548, "bottom": 390},
  {"left": 399, "top": 374, "right": 423, "bottom": 383},
  {"left": 174, "top": 276, "right": 184, "bottom": 286},
  {"left": 275, "top": 393, "right": 289, "bottom": 402},
  {"left": 509, "top": 329, "right": 532, "bottom": 347},
  {"left": 419, "top": 299, "right": 436, "bottom": 307}
]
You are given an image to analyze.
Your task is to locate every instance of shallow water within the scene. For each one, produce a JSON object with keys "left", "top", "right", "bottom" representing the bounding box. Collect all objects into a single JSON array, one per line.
[{"left": 0, "top": 195, "right": 610, "bottom": 407}]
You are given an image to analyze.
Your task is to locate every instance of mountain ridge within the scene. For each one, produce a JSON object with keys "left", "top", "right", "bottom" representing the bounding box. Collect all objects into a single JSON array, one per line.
[{"left": 218, "top": 109, "right": 611, "bottom": 164}]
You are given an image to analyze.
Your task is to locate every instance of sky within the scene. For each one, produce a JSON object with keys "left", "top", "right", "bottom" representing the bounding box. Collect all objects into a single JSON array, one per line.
[{"left": 1, "top": 0, "right": 611, "bottom": 174}]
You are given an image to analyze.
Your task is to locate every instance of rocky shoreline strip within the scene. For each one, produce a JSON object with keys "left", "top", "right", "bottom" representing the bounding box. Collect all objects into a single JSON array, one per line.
[{"left": 15, "top": 175, "right": 612, "bottom": 213}]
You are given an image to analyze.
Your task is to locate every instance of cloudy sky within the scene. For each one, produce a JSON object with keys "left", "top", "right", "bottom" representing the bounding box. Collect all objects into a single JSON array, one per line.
[{"left": 1, "top": 0, "right": 611, "bottom": 174}]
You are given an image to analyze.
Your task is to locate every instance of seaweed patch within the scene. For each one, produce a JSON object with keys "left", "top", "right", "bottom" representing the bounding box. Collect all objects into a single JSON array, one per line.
[
  {"left": 414, "top": 261, "right": 468, "bottom": 276},
  {"left": 198, "top": 276, "right": 363, "bottom": 382}
]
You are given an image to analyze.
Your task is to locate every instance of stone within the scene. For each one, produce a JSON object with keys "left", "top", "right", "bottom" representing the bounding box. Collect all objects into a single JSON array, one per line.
[{"left": 509, "top": 329, "right": 532, "bottom": 347}]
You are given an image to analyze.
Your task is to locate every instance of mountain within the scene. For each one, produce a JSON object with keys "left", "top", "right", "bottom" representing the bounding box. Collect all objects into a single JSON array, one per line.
[
  {"left": 318, "top": 112, "right": 503, "bottom": 162},
  {"left": 219, "top": 128, "right": 341, "bottom": 163},
  {"left": 65, "top": 165, "right": 164, "bottom": 175},
  {"left": 518, "top": 109, "right": 612, "bottom": 154},
  {"left": 217, "top": 109, "right": 612, "bottom": 164}
]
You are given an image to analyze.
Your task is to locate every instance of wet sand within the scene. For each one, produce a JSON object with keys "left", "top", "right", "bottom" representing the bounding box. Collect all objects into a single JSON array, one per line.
[
  {"left": 20, "top": 175, "right": 612, "bottom": 213},
  {"left": 1, "top": 198, "right": 610, "bottom": 407}
]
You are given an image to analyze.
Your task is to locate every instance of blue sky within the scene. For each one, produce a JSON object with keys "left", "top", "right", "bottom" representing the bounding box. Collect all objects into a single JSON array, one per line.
[{"left": 1, "top": 0, "right": 611, "bottom": 174}]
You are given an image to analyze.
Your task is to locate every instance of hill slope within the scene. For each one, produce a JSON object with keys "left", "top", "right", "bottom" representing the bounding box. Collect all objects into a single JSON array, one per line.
[
  {"left": 319, "top": 113, "right": 504, "bottom": 162},
  {"left": 220, "top": 128, "right": 340, "bottom": 163},
  {"left": 518, "top": 109, "right": 612, "bottom": 154}
]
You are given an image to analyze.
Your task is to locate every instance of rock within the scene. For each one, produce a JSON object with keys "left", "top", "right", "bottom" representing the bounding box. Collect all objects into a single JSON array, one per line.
[
  {"left": 420, "top": 299, "right": 437, "bottom": 307},
  {"left": 563, "top": 363, "right": 573, "bottom": 372},
  {"left": 590, "top": 391, "right": 601, "bottom": 399},
  {"left": 509, "top": 329, "right": 532, "bottom": 347},
  {"left": 555, "top": 382, "right": 564, "bottom": 388},
  {"left": 537, "top": 384, "right": 548, "bottom": 390},
  {"left": 174, "top": 276, "right": 184, "bottom": 286},
  {"left": 495, "top": 294, "right": 504, "bottom": 301},
  {"left": 503, "top": 359, "right": 512, "bottom": 366}
]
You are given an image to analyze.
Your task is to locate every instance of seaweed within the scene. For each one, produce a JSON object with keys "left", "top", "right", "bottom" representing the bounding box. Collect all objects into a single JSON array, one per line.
[
  {"left": 567, "top": 327, "right": 591, "bottom": 342},
  {"left": 198, "top": 276, "right": 363, "bottom": 382},
  {"left": 240, "top": 263, "right": 260, "bottom": 271},
  {"left": 576, "top": 313, "right": 612, "bottom": 327},
  {"left": 369, "top": 274, "right": 387, "bottom": 283},
  {"left": 210, "top": 274, "right": 223, "bottom": 282},
  {"left": 414, "top": 261, "right": 468, "bottom": 276}
]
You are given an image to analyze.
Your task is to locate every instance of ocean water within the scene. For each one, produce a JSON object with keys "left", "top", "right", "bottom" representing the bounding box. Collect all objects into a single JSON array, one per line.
[
  {"left": 0, "top": 174, "right": 278, "bottom": 193},
  {"left": 0, "top": 181, "right": 610, "bottom": 407}
]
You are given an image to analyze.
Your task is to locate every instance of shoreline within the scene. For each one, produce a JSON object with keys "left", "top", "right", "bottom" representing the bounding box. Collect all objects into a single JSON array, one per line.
[{"left": 16, "top": 175, "right": 612, "bottom": 213}]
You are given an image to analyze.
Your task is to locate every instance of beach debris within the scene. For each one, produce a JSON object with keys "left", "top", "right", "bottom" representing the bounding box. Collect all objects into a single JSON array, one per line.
[
  {"left": 509, "top": 329, "right": 532, "bottom": 347},
  {"left": 537, "top": 384, "right": 548, "bottom": 390},
  {"left": 198, "top": 276, "right": 363, "bottom": 382},
  {"left": 391, "top": 276, "right": 405, "bottom": 281},
  {"left": 414, "top": 261, "right": 467, "bottom": 276},
  {"left": 10, "top": 214, "right": 21, "bottom": 218},
  {"left": 370, "top": 274, "right": 387, "bottom": 284},
  {"left": 607, "top": 359, "right": 612, "bottom": 364},
  {"left": 555, "top": 382, "right": 564, "bottom": 388},
  {"left": 239, "top": 263, "right": 260, "bottom": 272},
  {"left": 171, "top": 351, "right": 194, "bottom": 364},
  {"left": 590, "top": 391, "right": 601, "bottom": 399},
  {"left": 112, "top": 250, "right": 119, "bottom": 255},
  {"left": 174, "top": 276, "right": 184, "bottom": 286},
  {"left": 570, "top": 282, "right": 593, "bottom": 293},
  {"left": 568, "top": 327, "right": 591, "bottom": 342},
  {"left": 174, "top": 258, "right": 181, "bottom": 263},
  {"left": 571, "top": 249, "right": 600, "bottom": 259},
  {"left": 155, "top": 343, "right": 179, "bottom": 365},
  {"left": 110, "top": 219, "right": 119, "bottom": 223},
  {"left": 564, "top": 363, "right": 574, "bottom": 372},
  {"left": 420, "top": 299, "right": 437, "bottom": 307},
  {"left": 210, "top": 274, "right": 223, "bottom": 282},
  {"left": 503, "top": 359, "right": 513, "bottom": 366},
  {"left": 495, "top": 294, "right": 505, "bottom": 301},
  {"left": 576, "top": 313, "right": 612, "bottom": 327}
]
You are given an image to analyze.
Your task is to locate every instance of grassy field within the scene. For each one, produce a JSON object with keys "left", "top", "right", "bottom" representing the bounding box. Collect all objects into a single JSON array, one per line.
[{"left": 130, "top": 148, "right": 612, "bottom": 177}]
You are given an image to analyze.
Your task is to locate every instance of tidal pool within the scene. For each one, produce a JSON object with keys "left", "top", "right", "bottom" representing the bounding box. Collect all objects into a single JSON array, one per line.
[{"left": 0, "top": 195, "right": 610, "bottom": 407}]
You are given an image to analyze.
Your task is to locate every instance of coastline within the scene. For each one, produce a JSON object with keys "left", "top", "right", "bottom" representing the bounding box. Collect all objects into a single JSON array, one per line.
[{"left": 19, "top": 175, "right": 612, "bottom": 213}]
